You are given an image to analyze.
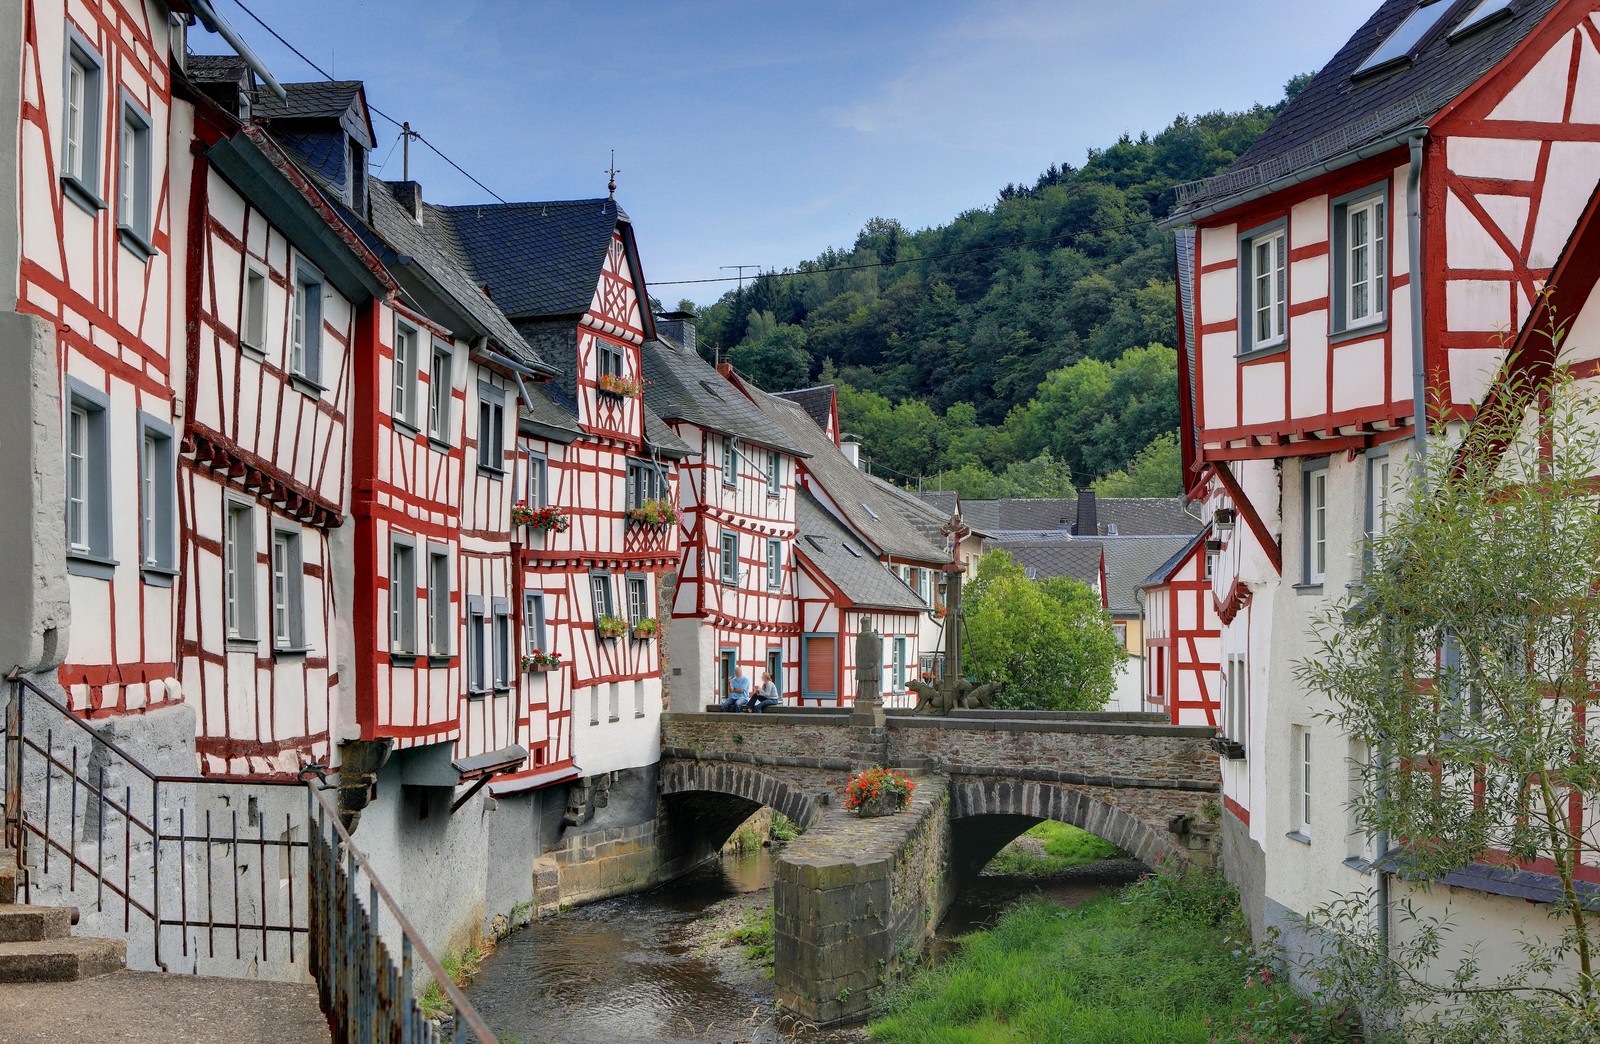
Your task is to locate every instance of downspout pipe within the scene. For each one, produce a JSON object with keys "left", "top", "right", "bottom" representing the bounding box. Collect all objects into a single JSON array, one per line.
[{"left": 190, "top": 0, "right": 287, "bottom": 100}]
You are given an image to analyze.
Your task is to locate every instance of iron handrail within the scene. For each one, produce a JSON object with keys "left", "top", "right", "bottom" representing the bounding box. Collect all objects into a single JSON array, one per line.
[{"left": 307, "top": 781, "right": 498, "bottom": 1043}]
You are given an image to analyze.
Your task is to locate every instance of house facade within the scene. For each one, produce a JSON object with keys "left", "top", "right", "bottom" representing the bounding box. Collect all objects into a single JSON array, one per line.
[
  {"left": 1165, "top": 0, "right": 1597, "bottom": 980},
  {"left": 1139, "top": 530, "right": 1222, "bottom": 728}
]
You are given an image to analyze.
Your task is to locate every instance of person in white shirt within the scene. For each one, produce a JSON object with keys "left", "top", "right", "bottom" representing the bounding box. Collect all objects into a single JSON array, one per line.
[{"left": 749, "top": 671, "right": 781, "bottom": 713}]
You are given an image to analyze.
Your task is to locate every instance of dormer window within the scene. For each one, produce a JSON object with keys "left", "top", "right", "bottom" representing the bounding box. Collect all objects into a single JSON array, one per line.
[
  {"left": 1355, "top": 0, "right": 1455, "bottom": 77},
  {"left": 347, "top": 138, "right": 367, "bottom": 213}
]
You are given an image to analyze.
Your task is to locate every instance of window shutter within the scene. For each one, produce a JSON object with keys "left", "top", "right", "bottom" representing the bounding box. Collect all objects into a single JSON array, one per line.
[{"left": 805, "top": 636, "right": 837, "bottom": 695}]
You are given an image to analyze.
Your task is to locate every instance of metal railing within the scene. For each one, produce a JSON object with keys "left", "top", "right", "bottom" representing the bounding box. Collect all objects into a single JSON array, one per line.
[
  {"left": 3, "top": 672, "right": 307, "bottom": 975},
  {"left": 307, "top": 783, "right": 498, "bottom": 1043}
]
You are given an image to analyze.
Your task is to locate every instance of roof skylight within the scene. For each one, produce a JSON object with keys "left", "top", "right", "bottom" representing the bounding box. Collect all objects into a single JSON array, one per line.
[
  {"left": 843, "top": 543, "right": 861, "bottom": 558},
  {"left": 1355, "top": 0, "right": 1454, "bottom": 76},
  {"left": 861, "top": 503, "right": 879, "bottom": 520},
  {"left": 1450, "top": 0, "right": 1515, "bottom": 39}
]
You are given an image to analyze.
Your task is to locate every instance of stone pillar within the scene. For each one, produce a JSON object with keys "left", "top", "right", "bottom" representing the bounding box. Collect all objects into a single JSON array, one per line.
[{"left": 849, "top": 624, "right": 886, "bottom": 769}]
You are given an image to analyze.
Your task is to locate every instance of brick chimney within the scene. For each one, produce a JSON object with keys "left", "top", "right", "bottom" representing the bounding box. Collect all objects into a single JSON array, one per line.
[
  {"left": 1074, "top": 489, "right": 1098, "bottom": 536},
  {"left": 392, "top": 180, "right": 424, "bottom": 223},
  {"left": 656, "top": 309, "right": 697, "bottom": 355}
]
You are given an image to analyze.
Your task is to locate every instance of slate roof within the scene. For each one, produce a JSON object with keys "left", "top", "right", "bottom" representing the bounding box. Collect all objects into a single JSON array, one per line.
[
  {"left": 868, "top": 474, "right": 953, "bottom": 546},
  {"left": 918, "top": 491, "right": 958, "bottom": 517},
  {"left": 640, "top": 334, "right": 808, "bottom": 456},
  {"left": 255, "top": 80, "right": 364, "bottom": 122},
  {"left": 743, "top": 387, "right": 946, "bottom": 563},
  {"left": 773, "top": 385, "right": 835, "bottom": 433},
  {"left": 963, "top": 498, "right": 1076, "bottom": 534},
  {"left": 187, "top": 53, "right": 249, "bottom": 85},
  {"left": 1171, "top": 0, "right": 1559, "bottom": 220},
  {"left": 1142, "top": 529, "right": 1209, "bottom": 589},
  {"left": 796, "top": 491, "right": 925, "bottom": 612},
  {"left": 995, "top": 540, "right": 1103, "bottom": 591},
  {"left": 431, "top": 199, "right": 624, "bottom": 321},
  {"left": 961, "top": 496, "right": 1200, "bottom": 538},
  {"left": 1100, "top": 535, "right": 1197, "bottom": 616}
]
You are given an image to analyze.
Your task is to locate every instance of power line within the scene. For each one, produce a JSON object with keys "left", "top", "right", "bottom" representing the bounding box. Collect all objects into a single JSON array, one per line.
[
  {"left": 651, "top": 216, "right": 1159, "bottom": 287},
  {"left": 224, "top": 0, "right": 509, "bottom": 203}
]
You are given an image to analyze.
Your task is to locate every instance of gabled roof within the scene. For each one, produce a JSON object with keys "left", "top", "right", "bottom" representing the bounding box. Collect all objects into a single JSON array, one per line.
[
  {"left": 1169, "top": 0, "right": 1559, "bottom": 224},
  {"left": 868, "top": 474, "right": 960, "bottom": 546},
  {"left": 961, "top": 498, "right": 1076, "bottom": 534},
  {"left": 1100, "top": 535, "right": 1197, "bottom": 615},
  {"left": 640, "top": 334, "right": 808, "bottom": 457},
  {"left": 795, "top": 491, "right": 926, "bottom": 613},
  {"left": 962, "top": 496, "right": 1199, "bottom": 538},
  {"left": 996, "top": 540, "right": 1103, "bottom": 591},
  {"left": 187, "top": 53, "right": 249, "bottom": 86},
  {"left": 432, "top": 199, "right": 630, "bottom": 321},
  {"left": 773, "top": 385, "right": 836, "bottom": 435},
  {"left": 741, "top": 385, "right": 946, "bottom": 563},
  {"left": 1142, "top": 529, "right": 1210, "bottom": 589},
  {"left": 254, "top": 80, "right": 373, "bottom": 148}
]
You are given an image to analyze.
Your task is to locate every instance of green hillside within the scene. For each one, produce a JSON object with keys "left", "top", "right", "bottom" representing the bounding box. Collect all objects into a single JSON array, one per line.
[{"left": 684, "top": 77, "right": 1310, "bottom": 497}]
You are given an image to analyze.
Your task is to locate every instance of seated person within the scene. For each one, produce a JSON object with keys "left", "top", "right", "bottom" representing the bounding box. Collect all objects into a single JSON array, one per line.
[
  {"left": 720, "top": 668, "right": 752, "bottom": 711},
  {"left": 749, "top": 671, "right": 782, "bottom": 712}
]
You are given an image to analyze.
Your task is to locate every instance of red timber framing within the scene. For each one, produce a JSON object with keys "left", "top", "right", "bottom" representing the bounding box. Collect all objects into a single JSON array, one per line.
[
  {"left": 1141, "top": 535, "right": 1222, "bottom": 728},
  {"left": 791, "top": 552, "right": 920, "bottom": 708},
  {"left": 18, "top": 2, "right": 182, "bottom": 717}
]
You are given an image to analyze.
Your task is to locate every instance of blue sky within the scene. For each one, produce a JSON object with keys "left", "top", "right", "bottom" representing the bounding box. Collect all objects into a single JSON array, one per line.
[{"left": 196, "top": 1, "right": 1379, "bottom": 303}]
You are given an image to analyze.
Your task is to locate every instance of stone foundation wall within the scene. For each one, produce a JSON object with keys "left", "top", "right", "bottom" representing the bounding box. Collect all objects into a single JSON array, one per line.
[{"left": 660, "top": 712, "right": 855, "bottom": 768}]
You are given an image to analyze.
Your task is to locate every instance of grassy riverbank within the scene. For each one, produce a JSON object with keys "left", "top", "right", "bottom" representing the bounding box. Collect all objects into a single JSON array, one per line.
[
  {"left": 983, "top": 822, "right": 1126, "bottom": 875},
  {"left": 871, "top": 865, "right": 1351, "bottom": 1044}
]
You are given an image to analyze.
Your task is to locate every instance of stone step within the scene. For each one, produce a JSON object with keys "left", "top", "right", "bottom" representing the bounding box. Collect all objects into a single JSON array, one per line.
[
  {"left": 0, "top": 904, "right": 73, "bottom": 943},
  {"left": 0, "top": 936, "right": 126, "bottom": 983},
  {"left": 0, "top": 851, "right": 18, "bottom": 906}
]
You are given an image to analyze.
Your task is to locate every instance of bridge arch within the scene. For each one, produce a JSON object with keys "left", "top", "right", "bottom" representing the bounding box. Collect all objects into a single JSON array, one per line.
[
  {"left": 947, "top": 778, "right": 1183, "bottom": 878},
  {"left": 658, "top": 759, "right": 825, "bottom": 853}
]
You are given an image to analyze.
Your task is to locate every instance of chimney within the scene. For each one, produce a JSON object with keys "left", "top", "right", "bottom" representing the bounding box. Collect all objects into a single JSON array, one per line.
[
  {"left": 656, "top": 309, "right": 697, "bottom": 355},
  {"left": 1075, "top": 489, "right": 1098, "bottom": 536},
  {"left": 840, "top": 435, "right": 863, "bottom": 470},
  {"left": 393, "top": 180, "right": 424, "bottom": 223}
]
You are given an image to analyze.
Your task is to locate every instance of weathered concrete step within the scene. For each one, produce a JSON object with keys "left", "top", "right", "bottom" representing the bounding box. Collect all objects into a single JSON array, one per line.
[
  {"left": 0, "top": 904, "right": 73, "bottom": 942},
  {"left": 0, "top": 936, "right": 126, "bottom": 983}
]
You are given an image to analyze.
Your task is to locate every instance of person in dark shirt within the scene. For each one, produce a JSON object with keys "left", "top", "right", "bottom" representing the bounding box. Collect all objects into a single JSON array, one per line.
[{"left": 749, "top": 671, "right": 781, "bottom": 713}]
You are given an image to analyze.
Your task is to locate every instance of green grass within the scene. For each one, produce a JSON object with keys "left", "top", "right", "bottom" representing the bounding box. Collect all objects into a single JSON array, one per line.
[
  {"left": 726, "top": 906, "right": 775, "bottom": 971},
  {"left": 869, "top": 868, "right": 1344, "bottom": 1044},
  {"left": 769, "top": 812, "right": 801, "bottom": 843},
  {"left": 418, "top": 942, "right": 493, "bottom": 1021},
  {"left": 983, "top": 822, "right": 1127, "bottom": 876}
]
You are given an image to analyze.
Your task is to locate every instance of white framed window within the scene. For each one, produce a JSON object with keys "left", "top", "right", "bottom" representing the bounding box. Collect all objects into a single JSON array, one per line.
[
  {"left": 427, "top": 546, "right": 451, "bottom": 658},
  {"left": 393, "top": 320, "right": 418, "bottom": 426},
  {"left": 1224, "top": 653, "right": 1247, "bottom": 746},
  {"left": 1367, "top": 452, "right": 1392, "bottom": 545},
  {"left": 1347, "top": 738, "right": 1376, "bottom": 865},
  {"left": 626, "top": 574, "right": 650, "bottom": 624},
  {"left": 242, "top": 266, "right": 268, "bottom": 352},
  {"left": 225, "top": 499, "right": 256, "bottom": 641},
  {"left": 492, "top": 597, "right": 512, "bottom": 690},
  {"left": 477, "top": 382, "right": 506, "bottom": 475},
  {"left": 766, "top": 539, "right": 782, "bottom": 590},
  {"left": 290, "top": 260, "right": 324, "bottom": 384},
  {"left": 524, "top": 592, "right": 546, "bottom": 655},
  {"left": 428, "top": 344, "right": 452, "bottom": 442},
  {"left": 271, "top": 526, "right": 305, "bottom": 650},
  {"left": 721, "top": 437, "right": 738, "bottom": 487},
  {"left": 467, "top": 595, "right": 488, "bottom": 693},
  {"left": 589, "top": 572, "right": 616, "bottom": 625},
  {"left": 390, "top": 536, "right": 417, "bottom": 655},
  {"left": 1294, "top": 726, "right": 1313, "bottom": 838},
  {"left": 117, "top": 94, "right": 153, "bottom": 255},
  {"left": 1204, "top": 549, "right": 1218, "bottom": 582},
  {"left": 526, "top": 455, "right": 549, "bottom": 508},
  {"left": 626, "top": 459, "right": 666, "bottom": 510},
  {"left": 1341, "top": 195, "right": 1386, "bottom": 328},
  {"left": 891, "top": 637, "right": 907, "bottom": 693},
  {"left": 1305, "top": 460, "right": 1329, "bottom": 585},
  {"left": 719, "top": 530, "right": 739, "bottom": 584},
  {"left": 1240, "top": 224, "right": 1287, "bottom": 353},
  {"left": 65, "top": 379, "right": 112, "bottom": 571},
  {"left": 61, "top": 32, "right": 103, "bottom": 210},
  {"left": 138, "top": 415, "right": 176, "bottom": 579},
  {"left": 765, "top": 449, "right": 781, "bottom": 497}
]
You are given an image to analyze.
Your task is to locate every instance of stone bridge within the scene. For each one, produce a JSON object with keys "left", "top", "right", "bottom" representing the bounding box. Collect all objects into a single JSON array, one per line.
[{"left": 657, "top": 706, "right": 1219, "bottom": 1024}]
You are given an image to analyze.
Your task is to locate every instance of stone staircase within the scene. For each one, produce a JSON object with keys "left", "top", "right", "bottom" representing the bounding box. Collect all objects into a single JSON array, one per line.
[{"left": 0, "top": 847, "right": 125, "bottom": 983}]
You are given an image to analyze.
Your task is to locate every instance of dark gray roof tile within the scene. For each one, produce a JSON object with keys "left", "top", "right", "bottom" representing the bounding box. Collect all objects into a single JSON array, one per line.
[
  {"left": 773, "top": 385, "right": 835, "bottom": 432},
  {"left": 641, "top": 336, "right": 808, "bottom": 457},
  {"left": 796, "top": 491, "right": 926, "bottom": 612},
  {"left": 433, "top": 199, "right": 624, "bottom": 320}
]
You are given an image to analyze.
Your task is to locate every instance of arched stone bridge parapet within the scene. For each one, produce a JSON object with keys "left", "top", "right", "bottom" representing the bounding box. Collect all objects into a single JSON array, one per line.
[
  {"left": 947, "top": 777, "right": 1186, "bottom": 873},
  {"left": 658, "top": 759, "right": 826, "bottom": 833}
]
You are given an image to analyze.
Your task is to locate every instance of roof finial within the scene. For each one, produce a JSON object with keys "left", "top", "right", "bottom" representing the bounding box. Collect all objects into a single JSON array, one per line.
[{"left": 606, "top": 149, "right": 619, "bottom": 201}]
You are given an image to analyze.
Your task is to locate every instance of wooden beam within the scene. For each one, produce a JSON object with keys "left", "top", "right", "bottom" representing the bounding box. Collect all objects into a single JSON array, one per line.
[{"left": 1211, "top": 460, "right": 1282, "bottom": 576}]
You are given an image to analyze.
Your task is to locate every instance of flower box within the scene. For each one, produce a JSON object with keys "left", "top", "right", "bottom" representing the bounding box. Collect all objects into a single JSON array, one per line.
[
  {"left": 843, "top": 768, "right": 916, "bottom": 817},
  {"left": 521, "top": 651, "right": 563, "bottom": 672},
  {"left": 596, "top": 615, "right": 628, "bottom": 640},
  {"left": 596, "top": 375, "right": 643, "bottom": 399},
  {"left": 630, "top": 619, "right": 658, "bottom": 641},
  {"left": 626, "top": 499, "right": 677, "bottom": 528},
  {"left": 512, "top": 502, "right": 571, "bottom": 533}
]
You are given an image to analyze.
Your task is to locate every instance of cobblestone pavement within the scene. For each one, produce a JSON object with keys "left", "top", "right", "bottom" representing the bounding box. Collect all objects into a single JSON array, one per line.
[{"left": 0, "top": 971, "right": 329, "bottom": 1043}]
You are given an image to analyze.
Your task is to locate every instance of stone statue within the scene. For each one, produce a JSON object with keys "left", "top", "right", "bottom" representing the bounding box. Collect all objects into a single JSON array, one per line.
[
  {"left": 856, "top": 626, "right": 882, "bottom": 686},
  {"left": 909, "top": 677, "right": 1000, "bottom": 715}
]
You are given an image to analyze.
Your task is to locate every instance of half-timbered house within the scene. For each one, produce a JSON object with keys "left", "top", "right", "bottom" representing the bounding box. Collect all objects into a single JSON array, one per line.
[
  {"left": 641, "top": 316, "right": 809, "bottom": 709},
  {"left": 1163, "top": 0, "right": 1595, "bottom": 975},
  {"left": 1139, "top": 530, "right": 1222, "bottom": 728}
]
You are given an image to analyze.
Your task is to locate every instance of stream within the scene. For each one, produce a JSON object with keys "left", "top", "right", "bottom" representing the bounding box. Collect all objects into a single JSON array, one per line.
[{"left": 466, "top": 845, "right": 1145, "bottom": 1044}]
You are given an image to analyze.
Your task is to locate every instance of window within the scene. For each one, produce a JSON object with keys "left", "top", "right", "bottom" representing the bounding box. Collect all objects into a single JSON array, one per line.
[
  {"left": 765, "top": 449, "right": 781, "bottom": 496},
  {"left": 1347, "top": 739, "right": 1376, "bottom": 865},
  {"left": 766, "top": 648, "right": 782, "bottom": 694},
  {"left": 766, "top": 539, "right": 782, "bottom": 590},
  {"left": 428, "top": 344, "right": 452, "bottom": 441},
  {"left": 523, "top": 592, "right": 547, "bottom": 655},
  {"left": 891, "top": 637, "right": 907, "bottom": 692},
  {"left": 427, "top": 547, "right": 450, "bottom": 657},
  {"left": 597, "top": 339, "right": 625, "bottom": 380},
  {"left": 467, "top": 596, "right": 488, "bottom": 693},
  {"left": 1305, "top": 460, "right": 1329, "bottom": 585},
  {"left": 117, "top": 96, "right": 153, "bottom": 254},
  {"left": 590, "top": 572, "right": 616, "bottom": 623},
  {"left": 1357, "top": 0, "right": 1455, "bottom": 75},
  {"left": 1333, "top": 190, "right": 1387, "bottom": 332},
  {"left": 492, "top": 597, "right": 512, "bottom": 690},
  {"left": 1450, "top": 0, "right": 1515, "bottom": 39},
  {"left": 1224, "top": 653, "right": 1247, "bottom": 745},
  {"left": 719, "top": 648, "right": 737, "bottom": 701},
  {"left": 290, "top": 261, "right": 323, "bottom": 384},
  {"left": 271, "top": 527, "right": 305, "bottom": 650},
  {"left": 1112, "top": 622, "right": 1128, "bottom": 647},
  {"left": 802, "top": 634, "right": 837, "bottom": 699},
  {"left": 390, "top": 537, "right": 417, "bottom": 655},
  {"left": 242, "top": 267, "right": 268, "bottom": 351},
  {"left": 525, "top": 455, "right": 548, "bottom": 508},
  {"left": 626, "top": 459, "right": 666, "bottom": 510},
  {"left": 225, "top": 500, "right": 256, "bottom": 640},
  {"left": 477, "top": 383, "right": 505, "bottom": 474},
  {"left": 61, "top": 35, "right": 103, "bottom": 206},
  {"left": 626, "top": 575, "right": 650, "bottom": 624},
  {"left": 721, "top": 438, "right": 737, "bottom": 487},
  {"left": 393, "top": 321, "right": 418, "bottom": 426},
  {"left": 139, "top": 415, "right": 176, "bottom": 578},
  {"left": 65, "top": 380, "right": 112, "bottom": 570},
  {"left": 1238, "top": 223, "right": 1287, "bottom": 354},
  {"left": 1294, "top": 726, "right": 1313, "bottom": 838},
  {"left": 1203, "top": 549, "right": 1218, "bottom": 582},
  {"left": 1367, "top": 451, "right": 1393, "bottom": 552},
  {"left": 719, "top": 530, "right": 739, "bottom": 584}
]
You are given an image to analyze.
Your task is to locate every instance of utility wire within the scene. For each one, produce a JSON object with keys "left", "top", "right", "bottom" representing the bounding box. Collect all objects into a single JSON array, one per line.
[
  {"left": 225, "top": 0, "right": 509, "bottom": 203},
  {"left": 652, "top": 216, "right": 1158, "bottom": 287}
]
